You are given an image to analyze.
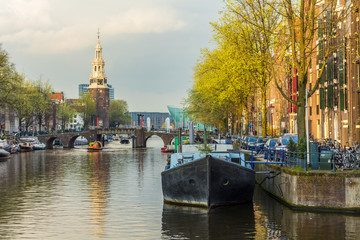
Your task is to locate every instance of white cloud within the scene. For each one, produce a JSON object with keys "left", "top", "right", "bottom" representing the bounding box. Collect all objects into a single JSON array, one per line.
[
  {"left": 102, "top": 7, "right": 185, "bottom": 35},
  {"left": 0, "top": 2, "right": 186, "bottom": 54},
  {"left": 0, "top": 0, "right": 52, "bottom": 32}
]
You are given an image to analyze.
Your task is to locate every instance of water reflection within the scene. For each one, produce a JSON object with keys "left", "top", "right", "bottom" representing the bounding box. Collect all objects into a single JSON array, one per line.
[
  {"left": 253, "top": 186, "right": 360, "bottom": 239},
  {"left": 0, "top": 140, "right": 359, "bottom": 239},
  {"left": 161, "top": 203, "right": 255, "bottom": 239},
  {"left": 87, "top": 152, "right": 110, "bottom": 239}
]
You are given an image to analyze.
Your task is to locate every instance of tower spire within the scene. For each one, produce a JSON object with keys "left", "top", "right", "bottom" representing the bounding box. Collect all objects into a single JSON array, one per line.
[{"left": 89, "top": 30, "right": 107, "bottom": 88}]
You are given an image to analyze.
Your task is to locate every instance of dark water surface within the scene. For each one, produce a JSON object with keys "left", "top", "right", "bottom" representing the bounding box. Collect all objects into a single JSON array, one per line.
[{"left": 0, "top": 137, "right": 359, "bottom": 239}]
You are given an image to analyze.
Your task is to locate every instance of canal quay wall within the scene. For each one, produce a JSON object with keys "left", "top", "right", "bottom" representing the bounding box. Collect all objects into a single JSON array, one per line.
[{"left": 243, "top": 151, "right": 360, "bottom": 213}]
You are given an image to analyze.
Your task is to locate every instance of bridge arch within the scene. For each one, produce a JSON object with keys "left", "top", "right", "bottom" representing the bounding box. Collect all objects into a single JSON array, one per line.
[
  {"left": 68, "top": 135, "right": 90, "bottom": 148},
  {"left": 144, "top": 133, "right": 175, "bottom": 147},
  {"left": 45, "top": 137, "right": 58, "bottom": 149},
  {"left": 37, "top": 130, "right": 96, "bottom": 149}
]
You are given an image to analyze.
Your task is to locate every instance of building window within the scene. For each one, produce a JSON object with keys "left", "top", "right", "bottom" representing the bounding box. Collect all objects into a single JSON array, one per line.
[
  {"left": 316, "top": 105, "right": 319, "bottom": 115},
  {"left": 345, "top": 88, "right": 348, "bottom": 110},
  {"left": 94, "top": 66, "right": 97, "bottom": 71}
]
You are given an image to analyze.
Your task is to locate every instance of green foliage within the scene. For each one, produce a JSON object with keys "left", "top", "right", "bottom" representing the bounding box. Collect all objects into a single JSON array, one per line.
[
  {"left": 1, "top": 46, "right": 54, "bottom": 132},
  {"left": 272, "top": 0, "right": 350, "bottom": 141},
  {"left": 233, "top": 141, "right": 240, "bottom": 149},
  {"left": 109, "top": 100, "right": 131, "bottom": 127},
  {"left": 10, "top": 79, "right": 37, "bottom": 131},
  {"left": 0, "top": 45, "right": 22, "bottom": 106},
  {"left": 30, "top": 78, "right": 53, "bottom": 132},
  {"left": 185, "top": 0, "right": 282, "bottom": 136},
  {"left": 297, "top": 138, "right": 307, "bottom": 160},
  {"left": 287, "top": 137, "right": 297, "bottom": 152},
  {"left": 197, "top": 143, "right": 213, "bottom": 155},
  {"left": 58, "top": 103, "right": 75, "bottom": 130},
  {"left": 78, "top": 92, "right": 96, "bottom": 129},
  {"left": 287, "top": 137, "right": 297, "bottom": 158}
]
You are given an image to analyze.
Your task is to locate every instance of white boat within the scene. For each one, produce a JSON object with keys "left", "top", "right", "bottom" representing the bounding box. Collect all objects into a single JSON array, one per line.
[
  {"left": 18, "top": 142, "right": 33, "bottom": 152},
  {"left": 0, "top": 139, "right": 10, "bottom": 152},
  {"left": 32, "top": 142, "right": 46, "bottom": 150},
  {"left": 19, "top": 137, "right": 46, "bottom": 150},
  {"left": 0, "top": 148, "right": 10, "bottom": 159}
]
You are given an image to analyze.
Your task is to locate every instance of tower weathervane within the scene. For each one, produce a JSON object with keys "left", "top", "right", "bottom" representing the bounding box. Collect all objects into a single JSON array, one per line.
[{"left": 97, "top": 28, "right": 100, "bottom": 40}]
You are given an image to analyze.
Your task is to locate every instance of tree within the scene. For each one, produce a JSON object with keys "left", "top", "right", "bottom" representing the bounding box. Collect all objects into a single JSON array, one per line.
[
  {"left": 0, "top": 45, "right": 22, "bottom": 106},
  {"left": 30, "top": 78, "right": 53, "bottom": 133},
  {"left": 186, "top": 43, "right": 255, "bottom": 135},
  {"left": 186, "top": 7, "right": 269, "bottom": 135},
  {"left": 10, "top": 79, "right": 35, "bottom": 133},
  {"left": 216, "top": 0, "right": 281, "bottom": 137},
  {"left": 273, "top": 0, "right": 350, "bottom": 142},
  {"left": 109, "top": 100, "right": 131, "bottom": 127},
  {"left": 58, "top": 102, "right": 75, "bottom": 130},
  {"left": 78, "top": 92, "right": 96, "bottom": 130}
]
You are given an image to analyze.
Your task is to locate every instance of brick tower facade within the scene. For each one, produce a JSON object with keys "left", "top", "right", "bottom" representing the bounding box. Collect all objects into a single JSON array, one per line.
[{"left": 87, "top": 31, "right": 110, "bottom": 128}]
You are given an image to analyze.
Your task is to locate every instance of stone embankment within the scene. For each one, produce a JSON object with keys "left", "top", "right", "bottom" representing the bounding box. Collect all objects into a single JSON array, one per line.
[{"left": 245, "top": 151, "right": 360, "bottom": 213}]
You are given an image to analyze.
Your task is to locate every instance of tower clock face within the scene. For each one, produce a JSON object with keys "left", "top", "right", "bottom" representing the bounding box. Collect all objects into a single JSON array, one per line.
[{"left": 98, "top": 79, "right": 103, "bottom": 85}]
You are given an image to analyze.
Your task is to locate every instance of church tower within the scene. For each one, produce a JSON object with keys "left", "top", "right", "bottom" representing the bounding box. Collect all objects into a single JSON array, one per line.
[{"left": 87, "top": 30, "right": 110, "bottom": 128}]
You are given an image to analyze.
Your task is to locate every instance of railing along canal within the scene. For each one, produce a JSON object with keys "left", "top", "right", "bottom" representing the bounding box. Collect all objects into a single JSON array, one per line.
[{"left": 246, "top": 148, "right": 360, "bottom": 173}]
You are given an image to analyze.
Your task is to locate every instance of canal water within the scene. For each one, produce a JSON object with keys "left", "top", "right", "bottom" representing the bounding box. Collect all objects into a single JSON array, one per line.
[{"left": 0, "top": 136, "right": 359, "bottom": 239}]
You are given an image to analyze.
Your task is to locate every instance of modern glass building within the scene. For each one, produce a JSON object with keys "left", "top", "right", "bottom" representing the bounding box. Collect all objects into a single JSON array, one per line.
[
  {"left": 79, "top": 84, "right": 88, "bottom": 96},
  {"left": 167, "top": 106, "right": 210, "bottom": 130},
  {"left": 129, "top": 112, "right": 173, "bottom": 129},
  {"left": 108, "top": 84, "right": 114, "bottom": 101},
  {"left": 78, "top": 83, "right": 114, "bottom": 101}
]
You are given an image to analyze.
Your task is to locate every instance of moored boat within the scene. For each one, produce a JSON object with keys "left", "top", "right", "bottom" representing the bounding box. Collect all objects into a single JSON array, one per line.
[
  {"left": 18, "top": 142, "right": 33, "bottom": 152},
  {"left": 120, "top": 138, "right": 130, "bottom": 144},
  {"left": 88, "top": 141, "right": 103, "bottom": 152},
  {"left": 161, "top": 145, "right": 175, "bottom": 153},
  {"left": 0, "top": 148, "right": 10, "bottom": 159},
  {"left": 8, "top": 144, "right": 20, "bottom": 153},
  {"left": 18, "top": 137, "right": 47, "bottom": 151},
  {"left": 32, "top": 142, "right": 47, "bottom": 150},
  {"left": 0, "top": 139, "right": 11, "bottom": 152},
  {"left": 161, "top": 151, "right": 255, "bottom": 209}
]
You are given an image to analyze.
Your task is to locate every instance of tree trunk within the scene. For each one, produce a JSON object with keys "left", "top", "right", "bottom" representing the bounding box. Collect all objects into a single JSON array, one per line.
[
  {"left": 38, "top": 115, "right": 42, "bottom": 133},
  {"left": 261, "top": 87, "right": 267, "bottom": 137},
  {"left": 245, "top": 107, "right": 249, "bottom": 134},
  {"left": 297, "top": 83, "right": 306, "bottom": 142},
  {"left": 18, "top": 117, "right": 22, "bottom": 133}
]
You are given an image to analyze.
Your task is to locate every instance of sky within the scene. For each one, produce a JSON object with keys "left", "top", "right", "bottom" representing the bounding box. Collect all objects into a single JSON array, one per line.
[{"left": 0, "top": 0, "right": 224, "bottom": 112}]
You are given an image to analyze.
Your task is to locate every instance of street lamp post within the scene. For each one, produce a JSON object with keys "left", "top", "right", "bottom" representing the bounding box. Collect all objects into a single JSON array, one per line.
[{"left": 306, "top": 89, "right": 310, "bottom": 170}]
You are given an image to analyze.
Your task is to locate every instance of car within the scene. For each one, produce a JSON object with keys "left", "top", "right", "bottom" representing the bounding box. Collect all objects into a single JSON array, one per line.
[
  {"left": 273, "top": 135, "right": 298, "bottom": 161},
  {"left": 240, "top": 136, "right": 249, "bottom": 148},
  {"left": 275, "top": 135, "right": 298, "bottom": 151},
  {"left": 254, "top": 137, "right": 269, "bottom": 154},
  {"left": 264, "top": 138, "right": 278, "bottom": 160},
  {"left": 246, "top": 137, "right": 258, "bottom": 150},
  {"left": 240, "top": 136, "right": 247, "bottom": 146}
]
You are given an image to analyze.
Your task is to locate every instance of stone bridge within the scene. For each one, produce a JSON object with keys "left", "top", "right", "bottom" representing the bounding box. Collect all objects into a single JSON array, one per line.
[
  {"left": 37, "top": 130, "right": 98, "bottom": 149},
  {"left": 36, "top": 127, "right": 181, "bottom": 149}
]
